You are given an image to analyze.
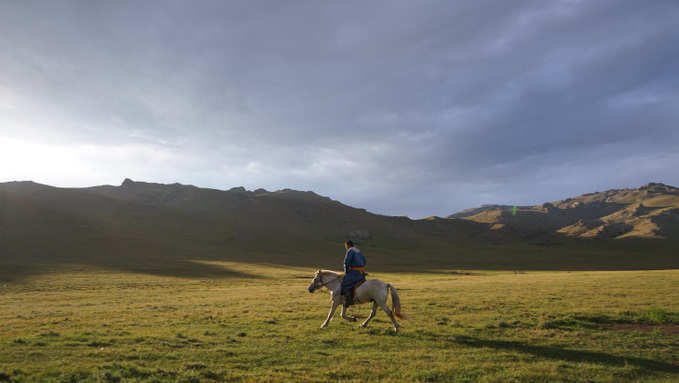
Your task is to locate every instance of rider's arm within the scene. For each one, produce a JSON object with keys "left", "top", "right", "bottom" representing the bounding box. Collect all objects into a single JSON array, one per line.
[{"left": 343, "top": 250, "right": 354, "bottom": 273}]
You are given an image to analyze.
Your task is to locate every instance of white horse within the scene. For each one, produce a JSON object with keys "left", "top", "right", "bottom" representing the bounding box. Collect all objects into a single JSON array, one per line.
[{"left": 307, "top": 269, "right": 407, "bottom": 331}]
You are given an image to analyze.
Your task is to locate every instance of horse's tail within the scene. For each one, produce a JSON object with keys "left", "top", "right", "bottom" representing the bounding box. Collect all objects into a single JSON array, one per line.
[{"left": 387, "top": 283, "right": 409, "bottom": 321}]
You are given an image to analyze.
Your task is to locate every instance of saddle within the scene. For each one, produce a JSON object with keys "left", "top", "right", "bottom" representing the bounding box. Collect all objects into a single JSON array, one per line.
[{"left": 349, "top": 279, "right": 366, "bottom": 302}]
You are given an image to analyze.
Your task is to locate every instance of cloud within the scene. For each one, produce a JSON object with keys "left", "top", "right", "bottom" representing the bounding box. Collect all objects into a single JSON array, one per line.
[{"left": 1, "top": 0, "right": 678, "bottom": 218}]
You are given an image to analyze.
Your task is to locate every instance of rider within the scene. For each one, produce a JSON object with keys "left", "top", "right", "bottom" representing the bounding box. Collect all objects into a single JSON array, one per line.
[{"left": 340, "top": 240, "right": 366, "bottom": 307}]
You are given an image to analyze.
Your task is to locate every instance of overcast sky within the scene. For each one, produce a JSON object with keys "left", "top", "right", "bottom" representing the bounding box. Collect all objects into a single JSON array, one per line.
[{"left": 1, "top": 1, "right": 678, "bottom": 218}]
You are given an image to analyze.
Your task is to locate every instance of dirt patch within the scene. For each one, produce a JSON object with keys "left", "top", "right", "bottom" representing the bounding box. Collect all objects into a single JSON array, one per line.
[{"left": 606, "top": 323, "right": 679, "bottom": 335}]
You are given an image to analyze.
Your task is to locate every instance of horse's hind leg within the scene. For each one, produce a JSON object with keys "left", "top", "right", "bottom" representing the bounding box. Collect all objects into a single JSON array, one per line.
[
  {"left": 359, "top": 302, "right": 378, "bottom": 329},
  {"left": 378, "top": 300, "right": 400, "bottom": 332}
]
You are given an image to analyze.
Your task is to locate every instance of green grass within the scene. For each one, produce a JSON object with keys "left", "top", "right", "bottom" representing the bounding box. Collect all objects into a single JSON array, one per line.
[{"left": 1, "top": 262, "right": 679, "bottom": 382}]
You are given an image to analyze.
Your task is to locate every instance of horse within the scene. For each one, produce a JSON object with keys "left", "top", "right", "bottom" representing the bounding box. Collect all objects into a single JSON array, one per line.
[{"left": 307, "top": 269, "right": 407, "bottom": 331}]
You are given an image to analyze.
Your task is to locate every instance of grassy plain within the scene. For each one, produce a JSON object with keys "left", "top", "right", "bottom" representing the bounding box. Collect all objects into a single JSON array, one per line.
[{"left": 1, "top": 262, "right": 679, "bottom": 382}]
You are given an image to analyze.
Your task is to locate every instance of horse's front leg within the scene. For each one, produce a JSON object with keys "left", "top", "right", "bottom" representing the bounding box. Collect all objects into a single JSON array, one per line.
[
  {"left": 321, "top": 295, "right": 341, "bottom": 328},
  {"left": 340, "top": 305, "right": 357, "bottom": 322}
]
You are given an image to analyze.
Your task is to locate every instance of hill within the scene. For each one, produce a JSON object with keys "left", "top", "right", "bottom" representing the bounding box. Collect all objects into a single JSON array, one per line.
[
  {"left": 449, "top": 183, "right": 679, "bottom": 241},
  {"left": 0, "top": 179, "right": 483, "bottom": 277},
  {"left": 2, "top": 180, "right": 679, "bottom": 279}
]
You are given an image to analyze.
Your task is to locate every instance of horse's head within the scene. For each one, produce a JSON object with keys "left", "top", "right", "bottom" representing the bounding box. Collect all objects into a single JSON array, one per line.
[{"left": 308, "top": 269, "right": 324, "bottom": 293}]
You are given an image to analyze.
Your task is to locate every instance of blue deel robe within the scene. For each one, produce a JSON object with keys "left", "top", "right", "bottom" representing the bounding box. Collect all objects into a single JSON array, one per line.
[{"left": 341, "top": 247, "right": 366, "bottom": 297}]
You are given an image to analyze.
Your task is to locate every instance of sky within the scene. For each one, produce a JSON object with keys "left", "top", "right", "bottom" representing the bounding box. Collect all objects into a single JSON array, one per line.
[{"left": 1, "top": 0, "right": 678, "bottom": 218}]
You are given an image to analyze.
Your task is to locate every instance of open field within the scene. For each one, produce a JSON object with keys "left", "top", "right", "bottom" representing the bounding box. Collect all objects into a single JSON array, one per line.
[{"left": 1, "top": 262, "right": 679, "bottom": 382}]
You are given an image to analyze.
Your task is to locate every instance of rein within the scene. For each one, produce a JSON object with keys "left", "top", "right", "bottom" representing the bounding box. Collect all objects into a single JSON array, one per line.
[{"left": 314, "top": 271, "right": 341, "bottom": 292}]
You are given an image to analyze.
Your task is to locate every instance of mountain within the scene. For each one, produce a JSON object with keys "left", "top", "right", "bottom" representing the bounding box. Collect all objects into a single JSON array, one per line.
[
  {"left": 0, "top": 179, "right": 482, "bottom": 276},
  {"left": 2, "top": 180, "right": 679, "bottom": 280},
  {"left": 449, "top": 183, "right": 679, "bottom": 241}
]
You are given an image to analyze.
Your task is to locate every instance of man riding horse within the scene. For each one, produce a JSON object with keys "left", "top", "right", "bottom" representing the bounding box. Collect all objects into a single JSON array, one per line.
[{"left": 341, "top": 240, "right": 366, "bottom": 307}]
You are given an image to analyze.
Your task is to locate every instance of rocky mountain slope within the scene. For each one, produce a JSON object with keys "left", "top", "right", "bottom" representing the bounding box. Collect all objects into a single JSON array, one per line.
[{"left": 449, "top": 183, "right": 679, "bottom": 240}]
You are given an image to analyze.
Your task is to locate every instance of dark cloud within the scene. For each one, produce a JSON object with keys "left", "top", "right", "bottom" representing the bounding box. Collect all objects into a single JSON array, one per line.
[{"left": 1, "top": 0, "right": 678, "bottom": 218}]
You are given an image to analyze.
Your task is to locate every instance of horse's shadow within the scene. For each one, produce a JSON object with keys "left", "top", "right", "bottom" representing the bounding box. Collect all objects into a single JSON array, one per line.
[{"left": 451, "top": 336, "right": 679, "bottom": 373}]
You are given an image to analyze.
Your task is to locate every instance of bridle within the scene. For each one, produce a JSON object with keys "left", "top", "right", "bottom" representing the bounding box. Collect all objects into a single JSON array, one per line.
[
  {"left": 311, "top": 271, "right": 341, "bottom": 292},
  {"left": 310, "top": 273, "right": 325, "bottom": 291}
]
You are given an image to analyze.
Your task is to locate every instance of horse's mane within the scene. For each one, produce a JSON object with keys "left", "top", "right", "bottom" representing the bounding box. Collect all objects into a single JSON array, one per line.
[{"left": 319, "top": 269, "right": 342, "bottom": 278}]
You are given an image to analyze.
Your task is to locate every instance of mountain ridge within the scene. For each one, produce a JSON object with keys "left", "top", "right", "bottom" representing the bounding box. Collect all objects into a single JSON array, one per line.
[
  {"left": 2, "top": 179, "right": 679, "bottom": 278},
  {"left": 449, "top": 182, "right": 679, "bottom": 241}
]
